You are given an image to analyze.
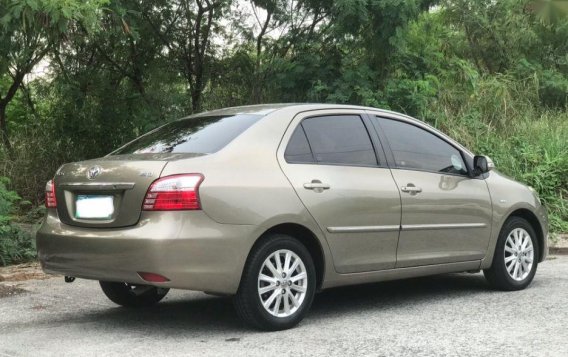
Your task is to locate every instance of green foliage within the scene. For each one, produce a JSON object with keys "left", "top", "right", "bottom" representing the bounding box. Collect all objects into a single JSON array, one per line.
[
  {"left": 435, "top": 80, "right": 568, "bottom": 232},
  {"left": 0, "top": 0, "right": 109, "bottom": 83},
  {"left": 0, "top": 177, "right": 35, "bottom": 266},
  {"left": 531, "top": 0, "right": 568, "bottom": 25},
  {"left": 539, "top": 68, "right": 568, "bottom": 107}
]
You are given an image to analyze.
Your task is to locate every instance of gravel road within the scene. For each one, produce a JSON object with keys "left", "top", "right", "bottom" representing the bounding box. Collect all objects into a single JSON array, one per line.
[{"left": 1, "top": 256, "right": 567, "bottom": 357}]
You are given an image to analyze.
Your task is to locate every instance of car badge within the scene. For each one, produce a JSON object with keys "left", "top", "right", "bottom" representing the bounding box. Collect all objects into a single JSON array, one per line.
[{"left": 87, "top": 166, "right": 103, "bottom": 180}]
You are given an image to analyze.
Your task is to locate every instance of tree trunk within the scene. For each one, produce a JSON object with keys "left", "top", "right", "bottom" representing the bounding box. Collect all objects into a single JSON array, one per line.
[
  {"left": 191, "top": 88, "right": 202, "bottom": 113},
  {"left": 0, "top": 70, "right": 25, "bottom": 158},
  {"left": 0, "top": 104, "right": 13, "bottom": 157},
  {"left": 252, "top": 11, "right": 272, "bottom": 104}
]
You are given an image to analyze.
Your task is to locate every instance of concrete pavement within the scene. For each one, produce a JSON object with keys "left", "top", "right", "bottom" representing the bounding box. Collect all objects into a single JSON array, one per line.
[{"left": 1, "top": 256, "right": 567, "bottom": 357}]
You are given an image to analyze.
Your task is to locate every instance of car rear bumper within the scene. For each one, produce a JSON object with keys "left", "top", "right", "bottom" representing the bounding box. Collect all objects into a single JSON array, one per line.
[{"left": 36, "top": 210, "right": 256, "bottom": 294}]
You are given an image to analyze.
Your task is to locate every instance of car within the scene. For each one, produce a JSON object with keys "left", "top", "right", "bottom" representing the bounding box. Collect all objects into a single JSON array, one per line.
[{"left": 36, "top": 103, "right": 548, "bottom": 331}]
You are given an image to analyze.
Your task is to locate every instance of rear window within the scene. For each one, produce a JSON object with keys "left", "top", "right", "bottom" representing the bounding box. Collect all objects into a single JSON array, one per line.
[
  {"left": 299, "top": 115, "right": 378, "bottom": 166},
  {"left": 112, "top": 114, "right": 262, "bottom": 155}
]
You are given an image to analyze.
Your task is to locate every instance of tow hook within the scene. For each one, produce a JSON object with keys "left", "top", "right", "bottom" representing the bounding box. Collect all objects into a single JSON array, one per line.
[{"left": 64, "top": 276, "right": 76, "bottom": 283}]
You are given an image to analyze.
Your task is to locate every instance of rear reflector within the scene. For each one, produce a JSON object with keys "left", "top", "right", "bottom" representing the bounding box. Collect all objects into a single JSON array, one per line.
[
  {"left": 138, "top": 272, "right": 170, "bottom": 283},
  {"left": 142, "top": 174, "right": 204, "bottom": 211},
  {"left": 45, "top": 180, "right": 57, "bottom": 208}
]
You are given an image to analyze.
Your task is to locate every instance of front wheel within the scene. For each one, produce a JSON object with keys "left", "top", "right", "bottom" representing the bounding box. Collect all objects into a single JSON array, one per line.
[
  {"left": 99, "top": 281, "right": 169, "bottom": 307},
  {"left": 484, "top": 217, "right": 539, "bottom": 291},
  {"left": 234, "top": 234, "right": 316, "bottom": 331}
]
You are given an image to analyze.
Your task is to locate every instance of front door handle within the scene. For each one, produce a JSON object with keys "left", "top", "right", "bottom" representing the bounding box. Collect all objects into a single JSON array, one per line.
[
  {"left": 303, "top": 180, "right": 330, "bottom": 193},
  {"left": 401, "top": 184, "right": 422, "bottom": 194}
]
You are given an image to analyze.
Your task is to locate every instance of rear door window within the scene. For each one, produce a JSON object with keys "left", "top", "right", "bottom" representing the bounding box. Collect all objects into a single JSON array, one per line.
[
  {"left": 284, "top": 126, "right": 315, "bottom": 163},
  {"left": 287, "top": 115, "right": 377, "bottom": 166},
  {"left": 112, "top": 114, "right": 262, "bottom": 155}
]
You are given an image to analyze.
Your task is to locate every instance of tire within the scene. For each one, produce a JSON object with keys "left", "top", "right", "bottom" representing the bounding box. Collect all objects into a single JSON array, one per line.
[
  {"left": 99, "top": 281, "right": 169, "bottom": 307},
  {"left": 483, "top": 217, "right": 539, "bottom": 291},
  {"left": 234, "top": 234, "right": 316, "bottom": 331}
]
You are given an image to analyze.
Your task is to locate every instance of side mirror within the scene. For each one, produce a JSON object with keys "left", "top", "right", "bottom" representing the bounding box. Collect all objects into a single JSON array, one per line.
[{"left": 473, "top": 155, "right": 494, "bottom": 176}]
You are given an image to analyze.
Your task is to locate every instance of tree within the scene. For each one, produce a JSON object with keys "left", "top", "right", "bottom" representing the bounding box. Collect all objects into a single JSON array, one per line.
[
  {"left": 529, "top": 0, "right": 568, "bottom": 25},
  {"left": 142, "top": 0, "right": 231, "bottom": 113},
  {"left": 0, "top": 0, "right": 107, "bottom": 153}
]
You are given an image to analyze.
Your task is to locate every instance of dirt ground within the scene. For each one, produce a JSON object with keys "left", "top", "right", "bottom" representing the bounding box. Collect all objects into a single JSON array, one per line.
[{"left": 0, "top": 262, "right": 52, "bottom": 282}]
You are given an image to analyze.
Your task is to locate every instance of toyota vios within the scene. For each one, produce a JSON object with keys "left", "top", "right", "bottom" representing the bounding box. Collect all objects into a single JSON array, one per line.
[{"left": 37, "top": 104, "right": 548, "bottom": 330}]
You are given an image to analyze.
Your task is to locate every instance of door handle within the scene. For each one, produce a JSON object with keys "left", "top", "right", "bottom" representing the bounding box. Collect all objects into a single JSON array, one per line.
[
  {"left": 303, "top": 180, "right": 330, "bottom": 192},
  {"left": 401, "top": 185, "right": 422, "bottom": 194}
]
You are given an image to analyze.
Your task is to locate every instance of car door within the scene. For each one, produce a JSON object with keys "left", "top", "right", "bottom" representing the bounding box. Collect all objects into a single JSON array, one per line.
[
  {"left": 278, "top": 110, "right": 401, "bottom": 274},
  {"left": 371, "top": 116, "right": 492, "bottom": 268}
]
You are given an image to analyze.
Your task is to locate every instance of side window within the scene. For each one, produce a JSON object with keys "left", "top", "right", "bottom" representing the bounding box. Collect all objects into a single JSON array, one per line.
[
  {"left": 301, "top": 115, "right": 377, "bottom": 166},
  {"left": 284, "top": 126, "right": 315, "bottom": 163},
  {"left": 378, "top": 118, "right": 468, "bottom": 175}
]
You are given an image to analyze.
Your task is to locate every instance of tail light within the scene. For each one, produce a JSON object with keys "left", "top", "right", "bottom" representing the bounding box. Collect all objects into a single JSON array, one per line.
[
  {"left": 45, "top": 180, "right": 57, "bottom": 208},
  {"left": 142, "top": 174, "right": 203, "bottom": 211}
]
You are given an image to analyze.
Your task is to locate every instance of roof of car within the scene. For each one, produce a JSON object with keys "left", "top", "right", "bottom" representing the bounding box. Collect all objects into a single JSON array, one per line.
[
  {"left": 199, "top": 103, "right": 476, "bottom": 157},
  {"left": 194, "top": 103, "right": 393, "bottom": 117},
  {"left": 180, "top": 103, "right": 474, "bottom": 158}
]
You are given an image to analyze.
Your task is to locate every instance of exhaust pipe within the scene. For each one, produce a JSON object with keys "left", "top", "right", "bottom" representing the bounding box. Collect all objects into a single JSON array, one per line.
[{"left": 64, "top": 276, "right": 76, "bottom": 283}]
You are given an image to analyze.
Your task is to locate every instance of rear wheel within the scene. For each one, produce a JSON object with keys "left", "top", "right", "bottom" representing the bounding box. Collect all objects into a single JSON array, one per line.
[
  {"left": 234, "top": 234, "right": 316, "bottom": 331},
  {"left": 484, "top": 217, "right": 539, "bottom": 291},
  {"left": 99, "top": 281, "right": 169, "bottom": 307}
]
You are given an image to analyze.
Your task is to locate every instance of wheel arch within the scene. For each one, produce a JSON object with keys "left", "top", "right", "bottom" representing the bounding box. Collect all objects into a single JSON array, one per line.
[
  {"left": 246, "top": 223, "right": 326, "bottom": 290},
  {"left": 508, "top": 208, "right": 545, "bottom": 262}
]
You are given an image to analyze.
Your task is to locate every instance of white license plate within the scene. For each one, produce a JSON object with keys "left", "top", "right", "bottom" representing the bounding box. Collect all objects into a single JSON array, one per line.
[{"left": 75, "top": 195, "right": 114, "bottom": 219}]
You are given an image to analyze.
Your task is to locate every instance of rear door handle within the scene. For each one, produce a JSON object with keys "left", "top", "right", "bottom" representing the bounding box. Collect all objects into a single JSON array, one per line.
[
  {"left": 401, "top": 185, "right": 422, "bottom": 194},
  {"left": 303, "top": 180, "right": 330, "bottom": 192}
]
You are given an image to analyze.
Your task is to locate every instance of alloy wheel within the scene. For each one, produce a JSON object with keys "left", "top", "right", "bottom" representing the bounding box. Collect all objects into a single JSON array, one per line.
[
  {"left": 504, "top": 228, "right": 534, "bottom": 281},
  {"left": 257, "top": 249, "right": 308, "bottom": 318}
]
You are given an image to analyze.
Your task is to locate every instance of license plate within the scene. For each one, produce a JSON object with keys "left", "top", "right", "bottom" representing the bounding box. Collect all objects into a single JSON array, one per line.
[{"left": 75, "top": 195, "right": 114, "bottom": 219}]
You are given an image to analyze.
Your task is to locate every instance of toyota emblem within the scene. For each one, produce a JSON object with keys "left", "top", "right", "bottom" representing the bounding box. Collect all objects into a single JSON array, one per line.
[{"left": 87, "top": 166, "right": 102, "bottom": 180}]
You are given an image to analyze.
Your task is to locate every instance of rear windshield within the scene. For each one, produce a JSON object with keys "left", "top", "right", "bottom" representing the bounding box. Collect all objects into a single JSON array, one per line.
[{"left": 112, "top": 114, "right": 262, "bottom": 155}]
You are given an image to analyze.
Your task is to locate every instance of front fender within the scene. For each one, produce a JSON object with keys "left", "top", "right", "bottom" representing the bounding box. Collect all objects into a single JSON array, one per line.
[{"left": 481, "top": 171, "right": 549, "bottom": 269}]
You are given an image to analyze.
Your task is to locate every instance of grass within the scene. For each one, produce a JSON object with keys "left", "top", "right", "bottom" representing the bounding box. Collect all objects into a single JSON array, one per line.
[{"left": 432, "top": 75, "right": 568, "bottom": 233}]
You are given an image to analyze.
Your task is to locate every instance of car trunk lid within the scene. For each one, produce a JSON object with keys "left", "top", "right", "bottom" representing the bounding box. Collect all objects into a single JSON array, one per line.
[{"left": 54, "top": 153, "right": 204, "bottom": 228}]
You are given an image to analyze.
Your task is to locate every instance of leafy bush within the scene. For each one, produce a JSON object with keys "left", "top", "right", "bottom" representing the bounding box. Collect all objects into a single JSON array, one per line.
[
  {"left": 433, "top": 75, "right": 568, "bottom": 233},
  {"left": 0, "top": 177, "right": 36, "bottom": 266},
  {"left": 539, "top": 69, "right": 568, "bottom": 108}
]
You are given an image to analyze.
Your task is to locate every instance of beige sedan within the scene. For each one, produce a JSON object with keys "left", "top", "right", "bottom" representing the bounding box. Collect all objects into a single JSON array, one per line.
[{"left": 36, "top": 104, "right": 548, "bottom": 330}]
